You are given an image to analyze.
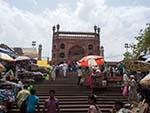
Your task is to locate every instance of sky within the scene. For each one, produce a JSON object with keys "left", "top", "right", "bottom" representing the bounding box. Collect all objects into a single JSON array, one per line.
[{"left": 0, "top": 0, "right": 150, "bottom": 61}]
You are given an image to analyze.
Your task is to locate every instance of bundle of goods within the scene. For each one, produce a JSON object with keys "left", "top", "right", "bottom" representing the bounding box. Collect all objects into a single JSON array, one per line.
[{"left": 124, "top": 60, "right": 150, "bottom": 72}]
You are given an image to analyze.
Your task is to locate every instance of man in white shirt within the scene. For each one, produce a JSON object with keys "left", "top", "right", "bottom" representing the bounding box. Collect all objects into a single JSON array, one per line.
[{"left": 62, "top": 62, "right": 68, "bottom": 78}]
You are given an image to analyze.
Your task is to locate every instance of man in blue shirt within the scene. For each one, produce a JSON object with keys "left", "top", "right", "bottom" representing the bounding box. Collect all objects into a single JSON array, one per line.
[{"left": 26, "top": 89, "right": 39, "bottom": 113}]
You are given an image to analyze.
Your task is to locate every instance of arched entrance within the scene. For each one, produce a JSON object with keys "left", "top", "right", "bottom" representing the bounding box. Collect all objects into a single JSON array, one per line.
[{"left": 68, "top": 45, "right": 85, "bottom": 61}]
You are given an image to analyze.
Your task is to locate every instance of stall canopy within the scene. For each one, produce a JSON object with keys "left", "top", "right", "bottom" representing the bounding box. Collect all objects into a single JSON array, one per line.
[
  {"left": 0, "top": 52, "right": 15, "bottom": 61},
  {"left": 15, "top": 56, "right": 30, "bottom": 61},
  {"left": 0, "top": 47, "right": 17, "bottom": 58},
  {"left": 139, "top": 54, "right": 150, "bottom": 61},
  {"left": 37, "top": 60, "right": 50, "bottom": 67},
  {"left": 0, "top": 63, "right": 5, "bottom": 72},
  {"left": 140, "top": 73, "right": 150, "bottom": 86}
]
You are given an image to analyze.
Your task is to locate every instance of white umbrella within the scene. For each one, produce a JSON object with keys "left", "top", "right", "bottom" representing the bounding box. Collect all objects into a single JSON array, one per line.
[
  {"left": 0, "top": 52, "right": 14, "bottom": 61},
  {"left": 140, "top": 73, "right": 150, "bottom": 85},
  {"left": 15, "top": 56, "right": 30, "bottom": 61}
]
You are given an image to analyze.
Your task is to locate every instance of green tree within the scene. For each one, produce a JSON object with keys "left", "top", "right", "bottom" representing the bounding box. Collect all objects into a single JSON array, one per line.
[
  {"left": 123, "top": 51, "right": 133, "bottom": 61},
  {"left": 131, "top": 23, "right": 150, "bottom": 58}
]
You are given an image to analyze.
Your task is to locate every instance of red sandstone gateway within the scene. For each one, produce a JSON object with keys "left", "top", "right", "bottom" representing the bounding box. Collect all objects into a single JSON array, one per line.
[
  {"left": 51, "top": 24, "right": 101, "bottom": 65},
  {"left": 77, "top": 55, "right": 104, "bottom": 67}
]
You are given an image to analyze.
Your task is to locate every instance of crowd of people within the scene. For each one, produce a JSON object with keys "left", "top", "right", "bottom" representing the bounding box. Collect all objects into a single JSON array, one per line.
[
  {"left": 120, "top": 72, "right": 150, "bottom": 113},
  {"left": 0, "top": 59, "right": 150, "bottom": 113},
  {"left": 50, "top": 62, "right": 125, "bottom": 84},
  {"left": 48, "top": 61, "right": 150, "bottom": 113},
  {"left": 14, "top": 87, "right": 150, "bottom": 113}
]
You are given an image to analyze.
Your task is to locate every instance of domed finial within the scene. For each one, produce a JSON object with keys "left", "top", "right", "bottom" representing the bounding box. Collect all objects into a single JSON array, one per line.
[
  {"left": 39, "top": 44, "right": 42, "bottom": 48},
  {"left": 94, "top": 25, "right": 97, "bottom": 33},
  {"left": 97, "top": 27, "right": 100, "bottom": 34},
  {"left": 56, "top": 24, "right": 60, "bottom": 31},
  {"left": 52, "top": 26, "right": 55, "bottom": 33}
]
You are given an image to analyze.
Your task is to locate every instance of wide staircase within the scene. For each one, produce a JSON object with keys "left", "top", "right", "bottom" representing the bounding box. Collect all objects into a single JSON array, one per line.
[{"left": 10, "top": 74, "right": 127, "bottom": 113}]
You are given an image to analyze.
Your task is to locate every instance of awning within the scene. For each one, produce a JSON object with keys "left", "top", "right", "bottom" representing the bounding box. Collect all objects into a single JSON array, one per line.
[
  {"left": 37, "top": 60, "right": 50, "bottom": 67},
  {"left": 0, "top": 52, "right": 15, "bottom": 61}
]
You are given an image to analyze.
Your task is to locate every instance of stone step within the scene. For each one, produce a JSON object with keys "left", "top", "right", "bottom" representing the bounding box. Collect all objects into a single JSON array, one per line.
[
  {"left": 12, "top": 98, "right": 127, "bottom": 106},
  {"left": 12, "top": 104, "right": 114, "bottom": 109},
  {"left": 10, "top": 74, "right": 126, "bottom": 113},
  {"left": 37, "top": 99, "right": 127, "bottom": 102},
  {"left": 10, "top": 108, "right": 112, "bottom": 113},
  {"left": 38, "top": 95, "right": 126, "bottom": 99},
  {"left": 38, "top": 95, "right": 125, "bottom": 97}
]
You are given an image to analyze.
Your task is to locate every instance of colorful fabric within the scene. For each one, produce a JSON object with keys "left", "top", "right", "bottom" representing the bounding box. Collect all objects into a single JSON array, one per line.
[{"left": 0, "top": 89, "right": 15, "bottom": 102}]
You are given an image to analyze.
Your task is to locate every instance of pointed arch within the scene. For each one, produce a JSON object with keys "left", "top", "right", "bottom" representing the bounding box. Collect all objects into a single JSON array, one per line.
[{"left": 68, "top": 45, "right": 85, "bottom": 61}]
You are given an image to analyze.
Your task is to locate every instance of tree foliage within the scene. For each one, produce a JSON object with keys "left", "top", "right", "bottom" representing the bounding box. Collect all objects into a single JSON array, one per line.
[
  {"left": 132, "top": 23, "right": 150, "bottom": 57},
  {"left": 123, "top": 52, "right": 133, "bottom": 61},
  {"left": 123, "top": 23, "right": 150, "bottom": 60}
]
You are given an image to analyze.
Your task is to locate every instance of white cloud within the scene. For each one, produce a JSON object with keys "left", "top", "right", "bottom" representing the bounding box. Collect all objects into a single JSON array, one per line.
[
  {"left": 0, "top": 0, "right": 150, "bottom": 61},
  {"left": 32, "top": 0, "right": 38, "bottom": 6}
]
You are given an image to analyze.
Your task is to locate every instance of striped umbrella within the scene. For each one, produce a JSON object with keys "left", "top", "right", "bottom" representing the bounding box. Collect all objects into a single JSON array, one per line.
[{"left": 77, "top": 55, "right": 104, "bottom": 67}]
